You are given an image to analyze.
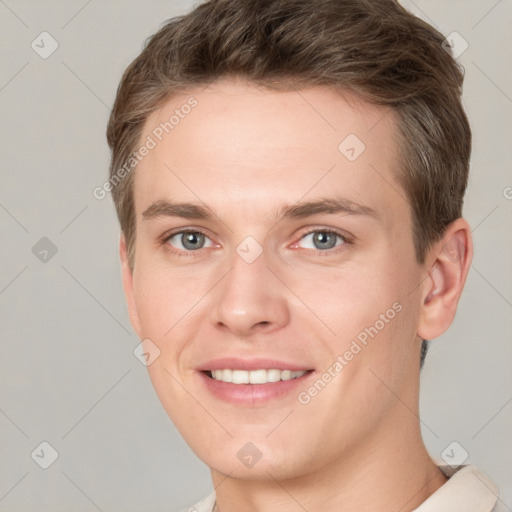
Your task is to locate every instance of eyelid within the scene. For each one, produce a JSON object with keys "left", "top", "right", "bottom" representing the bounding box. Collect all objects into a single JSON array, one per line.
[{"left": 160, "top": 226, "right": 213, "bottom": 242}]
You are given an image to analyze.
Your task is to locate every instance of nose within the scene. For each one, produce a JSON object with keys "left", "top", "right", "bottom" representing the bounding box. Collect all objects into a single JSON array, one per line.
[{"left": 209, "top": 248, "right": 290, "bottom": 337}]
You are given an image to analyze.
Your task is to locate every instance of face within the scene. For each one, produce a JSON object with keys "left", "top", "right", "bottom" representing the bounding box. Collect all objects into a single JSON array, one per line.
[{"left": 121, "top": 78, "right": 428, "bottom": 480}]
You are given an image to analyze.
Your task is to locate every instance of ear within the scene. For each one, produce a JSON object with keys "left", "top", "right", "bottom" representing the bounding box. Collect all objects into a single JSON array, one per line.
[
  {"left": 417, "top": 218, "right": 473, "bottom": 340},
  {"left": 119, "top": 233, "right": 142, "bottom": 338}
]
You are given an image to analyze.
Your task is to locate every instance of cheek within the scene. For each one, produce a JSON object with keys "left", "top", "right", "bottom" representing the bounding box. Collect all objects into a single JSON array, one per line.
[
  {"left": 131, "top": 264, "right": 213, "bottom": 378},
  {"left": 301, "top": 255, "right": 418, "bottom": 371},
  {"left": 286, "top": 262, "right": 399, "bottom": 337},
  {"left": 132, "top": 255, "right": 200, "bottom": 329},
  {"left": 132, "top": 274, "right": 162, "bottom": 334}
]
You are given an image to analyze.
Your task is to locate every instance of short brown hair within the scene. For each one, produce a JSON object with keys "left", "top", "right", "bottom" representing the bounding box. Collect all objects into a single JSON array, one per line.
[{"left": 106, "top": 0, "right": 472, "bottom": 365}]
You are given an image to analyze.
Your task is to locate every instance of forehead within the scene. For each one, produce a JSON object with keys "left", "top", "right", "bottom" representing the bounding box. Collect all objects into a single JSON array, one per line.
[{"left": 133, "top": 78, "right": 405, "bottom": 225}]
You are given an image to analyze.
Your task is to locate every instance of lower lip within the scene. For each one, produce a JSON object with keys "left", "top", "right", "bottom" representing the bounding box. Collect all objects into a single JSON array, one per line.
[{"left": 197, "top": 370, "right": 315, "bottom": 406}]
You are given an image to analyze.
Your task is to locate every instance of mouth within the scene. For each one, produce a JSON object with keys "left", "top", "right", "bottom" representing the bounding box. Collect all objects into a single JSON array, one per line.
[{"left": 197, "top": 367, "right": 316, "bottom": 406}]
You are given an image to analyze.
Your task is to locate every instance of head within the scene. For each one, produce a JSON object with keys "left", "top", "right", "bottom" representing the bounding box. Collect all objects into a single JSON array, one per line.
[{"left": 107, "top": 0, "right": 472, "bottom": 481}]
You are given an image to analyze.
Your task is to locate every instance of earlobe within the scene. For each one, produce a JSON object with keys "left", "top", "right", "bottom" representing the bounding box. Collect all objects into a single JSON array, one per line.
[
  {"left": 417, "top": 219, "right": 473, "bottom": 340},
  {"left": 119, "top": 234, "right": 142, "bottom": 337}
]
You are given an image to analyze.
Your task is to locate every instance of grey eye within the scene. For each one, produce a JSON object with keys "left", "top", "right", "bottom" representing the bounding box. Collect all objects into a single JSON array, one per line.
[
  {"left": 299, "top": 231, "right": 344, "bottom": 250},
  {"left": 168, "top": 231, "right": 213, "bottom": 251}
]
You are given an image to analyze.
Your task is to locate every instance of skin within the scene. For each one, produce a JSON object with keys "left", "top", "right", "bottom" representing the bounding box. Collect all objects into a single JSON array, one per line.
[{"left": 119, "top": 77, "right": 472, "bottom": 512}]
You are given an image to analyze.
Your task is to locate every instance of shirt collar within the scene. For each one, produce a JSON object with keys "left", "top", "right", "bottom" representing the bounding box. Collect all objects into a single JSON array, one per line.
[{"left": 411, "top": 464, "right": 499, "bottom": 511}]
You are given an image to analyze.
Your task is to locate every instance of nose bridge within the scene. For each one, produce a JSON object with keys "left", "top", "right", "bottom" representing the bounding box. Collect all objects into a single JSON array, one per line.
[{"left": 210, "top": 242, "right": 289, "bottom": 335}]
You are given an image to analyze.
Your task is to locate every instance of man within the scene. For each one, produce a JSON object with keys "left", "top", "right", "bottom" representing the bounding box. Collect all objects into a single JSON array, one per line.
[{"left": 106, "top": 0, "right": 502, "bottom": 510}]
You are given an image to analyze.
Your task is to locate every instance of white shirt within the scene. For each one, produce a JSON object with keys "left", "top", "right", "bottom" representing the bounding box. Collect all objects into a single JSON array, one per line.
[{"left": 182, "top": 464, "right": 503, "bottom": 512}]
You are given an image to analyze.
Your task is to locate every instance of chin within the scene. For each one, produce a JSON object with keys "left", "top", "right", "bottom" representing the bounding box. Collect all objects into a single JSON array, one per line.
[
  {"left": 208, "top": 457, "right": 302, "bottom": 481},
  {"left": 201, "top": 438, "right": 314, "bottom": 482}
]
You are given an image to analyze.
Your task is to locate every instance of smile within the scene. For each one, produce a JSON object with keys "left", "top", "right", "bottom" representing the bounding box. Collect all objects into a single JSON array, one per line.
[{"left": 207, "top": 369, "right": 308, "bottom": 384}]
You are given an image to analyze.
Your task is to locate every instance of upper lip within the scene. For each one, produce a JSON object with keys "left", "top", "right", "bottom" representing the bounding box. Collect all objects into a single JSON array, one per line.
[{"left": 197, "top": 357, "right": 313, "bottom": 372}]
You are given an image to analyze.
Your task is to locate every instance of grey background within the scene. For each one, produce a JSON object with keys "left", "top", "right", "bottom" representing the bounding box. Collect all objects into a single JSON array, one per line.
[{"left": 1, "top": 0, "right": 511, "bottom": 511}]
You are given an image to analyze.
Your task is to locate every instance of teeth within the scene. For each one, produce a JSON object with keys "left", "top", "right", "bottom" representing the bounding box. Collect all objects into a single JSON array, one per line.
[
  {"left": 267, "top": 369, "right": 281, "bottom": 383},
  {"left": 209, "top": 369, "right": 307, "bottom": 384}
]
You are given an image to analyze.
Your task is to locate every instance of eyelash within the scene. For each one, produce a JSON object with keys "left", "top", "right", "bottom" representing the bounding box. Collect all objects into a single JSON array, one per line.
[{"left": 160, "top": 227, "right": 352, "bottom": 258}]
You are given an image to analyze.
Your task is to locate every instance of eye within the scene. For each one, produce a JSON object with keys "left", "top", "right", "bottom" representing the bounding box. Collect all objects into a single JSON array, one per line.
[
  {"left": 296, "top": 230, "right": 346, "bottom": 251},
  {"left": 165, "top": 231, "right": 215, "bottom": 251}
]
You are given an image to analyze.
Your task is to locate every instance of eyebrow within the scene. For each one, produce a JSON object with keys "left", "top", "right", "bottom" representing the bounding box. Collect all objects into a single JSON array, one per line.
[{"left": 142, "top": 197, "right": 380, "bottom": 224}]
